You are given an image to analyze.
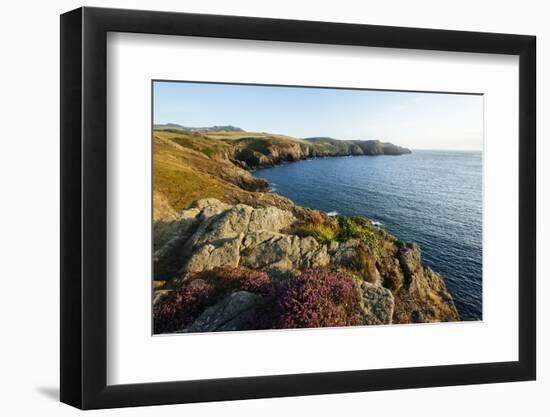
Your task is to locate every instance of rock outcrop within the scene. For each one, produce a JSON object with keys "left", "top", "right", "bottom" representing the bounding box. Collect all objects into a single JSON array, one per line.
[
  {"left": 392, "top": 243, "right": 459, "bottom": 323},
  {"left": 188, "top": 291, "right": 264, "bottom": 332},
  {"left": 360, "top": 282, "right": 395, "bottom": 325},
  {"left": 231, "top": 138, "right": 411, "bottom": 169},
  {"left": 154, "top": 199, "right": 459, "bottom": 331},
  {"left": 153, "top": 199, "right": 331, "bottom": 276}
]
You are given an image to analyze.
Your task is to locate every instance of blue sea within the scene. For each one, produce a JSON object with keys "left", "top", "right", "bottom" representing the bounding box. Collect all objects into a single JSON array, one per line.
[{"left": 253, "top": 150, "right": 482, "bottom": 321}]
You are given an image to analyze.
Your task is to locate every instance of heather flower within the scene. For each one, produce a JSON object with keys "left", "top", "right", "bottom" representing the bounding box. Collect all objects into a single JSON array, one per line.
[
  {"left": 272, "top": 269, "right": 363, "bottom": 329},
  {"left": 153, "top": 280, "right": 216, "bottom": 333}
]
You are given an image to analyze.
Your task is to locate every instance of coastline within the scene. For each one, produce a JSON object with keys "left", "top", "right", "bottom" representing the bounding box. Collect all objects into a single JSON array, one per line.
[
  {"left": 252, "top": 149, "right": 482, "bottom": 321},
  {"left": 153, "top": 129, "right": 463, "bottom": 331}
]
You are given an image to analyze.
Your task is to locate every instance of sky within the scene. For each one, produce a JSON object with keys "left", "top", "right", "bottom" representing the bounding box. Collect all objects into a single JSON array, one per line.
[{"left": 153, "top": 81, "right": 484, "bottom": 151}]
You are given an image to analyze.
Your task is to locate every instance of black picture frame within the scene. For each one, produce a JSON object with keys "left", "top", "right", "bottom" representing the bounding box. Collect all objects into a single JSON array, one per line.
[{"left": 60, "top": 6, "right": 536, "bottom": 410}]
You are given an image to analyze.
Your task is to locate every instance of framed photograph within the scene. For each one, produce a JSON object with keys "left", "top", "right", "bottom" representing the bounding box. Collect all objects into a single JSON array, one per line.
[{"left": 60, "top": 6, "right": 536, "bottom": 409}]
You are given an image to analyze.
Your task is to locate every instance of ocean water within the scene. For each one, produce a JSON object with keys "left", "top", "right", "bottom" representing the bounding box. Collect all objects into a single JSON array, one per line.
[{"left": 253, "top": 150, "right": 482, "bottom": 321}]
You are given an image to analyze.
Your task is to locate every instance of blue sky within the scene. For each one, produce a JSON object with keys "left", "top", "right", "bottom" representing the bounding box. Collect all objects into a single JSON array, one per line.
[{"left": 153, "top": 81, "right": 483, "bottom": 151}]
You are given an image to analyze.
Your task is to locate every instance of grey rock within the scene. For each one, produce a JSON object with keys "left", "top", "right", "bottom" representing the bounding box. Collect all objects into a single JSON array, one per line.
[
  {"left": 398, "top": 243, "right": 422, "bottom": 279},
  {"left": 186, "top": 201, "right": 233, "bottom": 247},
  {"left": 332, "top": 239, "right": 362, "bottom": 267},
  {"left": 153, "top": 208, "right": 200, "bottom": 277},
  {"left": 189, "top": 291, "right": 263, "bottom": 332},
  {"left": 184, "top": 234, "right": 243, "bottom": 273},
  {"left": 175, "top": 201, "right": 323, "bottom": 274},
  {"left": 194, "top": 204, "right": 253, "bottom": 246},
  {"left": 154, "top": 208, "right": 200, "bottom": 250},
  {"left": 154, "top": 200, "right": 232, "bottom": 277},
  {"left": 190, "top": 201, "right": 295, "bottom": 247},
  {"left": 240, "top": 232, "right": 294, "bottom": 270},
  {"left": 360, "top": 282, "right": 394, "bottom": 325},
  {"left": 392, "top": 243, "right": 460, "bottom": 324},
  {"left": 189, "top": 198, "right": 231, "bottom": 212},
  {"left": 299, "top": 236, "right": 331, "bottom": 269},
  {"left": 240, "top": 231, "right": 329, "bottom": 272},
  {"left": 247, "top": 206, "right": 295, "bottom": 233},
  {"left": 180, "top": 202, "right": 298, "bottom": 272}
]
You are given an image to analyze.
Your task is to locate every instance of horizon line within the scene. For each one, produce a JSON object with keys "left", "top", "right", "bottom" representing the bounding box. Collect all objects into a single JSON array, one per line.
[
  {"left": 411, "top": 147, "right": 482, "bottom": 152},
  {"left": 153, "top": 123, "right": 482, "bottom": 152}
]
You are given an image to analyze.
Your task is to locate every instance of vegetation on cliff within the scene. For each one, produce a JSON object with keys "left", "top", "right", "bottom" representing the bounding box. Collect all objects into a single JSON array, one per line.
[{"left": 154, "top": 267, "right": 369, "bottom": 333}]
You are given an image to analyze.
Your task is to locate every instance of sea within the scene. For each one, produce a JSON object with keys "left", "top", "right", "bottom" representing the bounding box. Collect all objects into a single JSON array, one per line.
[{"left": 253, "top": 150, "right": 482, "bottom": 321}]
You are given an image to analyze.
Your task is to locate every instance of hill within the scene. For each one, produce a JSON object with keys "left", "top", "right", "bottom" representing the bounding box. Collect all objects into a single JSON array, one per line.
[
  {"left": 153, "top": 123, "right": 244, "bottom": 132},
  {"left": 153, "top": 128, "right": 412, "bottom": 221},
  {"left": 153, "top": 132, "right": 305, "bottom": 223},
  {"left": 154, "top": 127, "right": 410, "bottom": 170},
  {"left": 305, "top": 137, "right": 412, "bottom": 156}
]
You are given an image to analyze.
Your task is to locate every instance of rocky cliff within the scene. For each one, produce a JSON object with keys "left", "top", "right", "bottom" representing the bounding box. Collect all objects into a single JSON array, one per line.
[
  {"left": 154, "top": 127, "right": 411, "bottom": 171},
  {"left": 153, "top": 199, "right": 459, "bottom": 333},
  {"left": 153, "top": 128, "right": 411, "bottom": 221}
]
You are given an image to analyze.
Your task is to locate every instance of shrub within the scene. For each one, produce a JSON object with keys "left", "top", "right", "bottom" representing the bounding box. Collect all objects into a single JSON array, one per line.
[
  {"left": 338, "top": 216, "right": 366, "bottom": 241},
  {"left": 337, "top": 216, "right": 381, "bottom": 257},
  {"left": 154, "top": 267, "right": 274, "bottom": 333},
  {"left": 155, "top": 267, "right": 372, "bottom": 332},
  {"left": 271, "top": 269, "right": 364, "bottom": 328},
  {"left": 198, "top": 267, "right": 274, "bottom": 296},
  {"left": 395, "top": 238, "right": 407, "bottom": 249},
  {"left": 222, "top": 267, "right": 274, "bottom": 296},
  {"left": 304, "top": 210, "right": 326, "bottom": 226},
  {"left": 350, "top": 216, "right": 371, "bottom": 228},
  {"left": 295, "top": 223, "right": 337, "bottom": 244},
  {"left": 295, "top": 210, "right": 338, "bottom": 244},
  {"left": 153, "top": 280, "right": 216, "bottom": 333}
]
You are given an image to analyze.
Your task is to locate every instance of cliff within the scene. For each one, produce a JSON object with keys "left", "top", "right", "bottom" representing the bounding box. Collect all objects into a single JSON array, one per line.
[
  {"left": 153, "top": 127, "right": 411, "bottom": 171},
  {"left": 305, "top": 137, "right": 412, "bottom": 156},
  {"left": 153, "top": 128, "right": 459, "bottom": 332},
  {"left": 153, "top": 199, "right": 459, "bottom": 332}
]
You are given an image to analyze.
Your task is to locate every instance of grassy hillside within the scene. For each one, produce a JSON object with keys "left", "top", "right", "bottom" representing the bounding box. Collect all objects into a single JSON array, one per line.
[
  {"left": 153, "top": 132, "right": 310, "bottom": 223},
  {"left": 154, "top": 127, "right": 410, "bottom": 168},
  {"left": 153, "top": 127, "right": 411, "bottom": 222}
]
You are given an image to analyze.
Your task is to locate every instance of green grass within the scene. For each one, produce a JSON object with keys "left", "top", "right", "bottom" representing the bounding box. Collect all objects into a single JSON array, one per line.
[
  {"left": 234, "top": 137, "right": 272, "bottom": 155},
  {"left": 395, "top": 238, "right": 407, "bottom": 249},
  {"left": 153, "top": 134, "right": 238, "bottom": 215},
  {"left": 154, "top": 130, "right": 231, "bottom": 160},
  {"left": 154, "top": 162, "right": 226, "bottom": 213},
  {"left": 296, "top": 216, "right": 382, "bottom": 257},
  {"left": 295, "top": 224, "right": 338, "bottom": 244},
  {"left": 338, "top": 217, "right": 382, "bottom": 257}
]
